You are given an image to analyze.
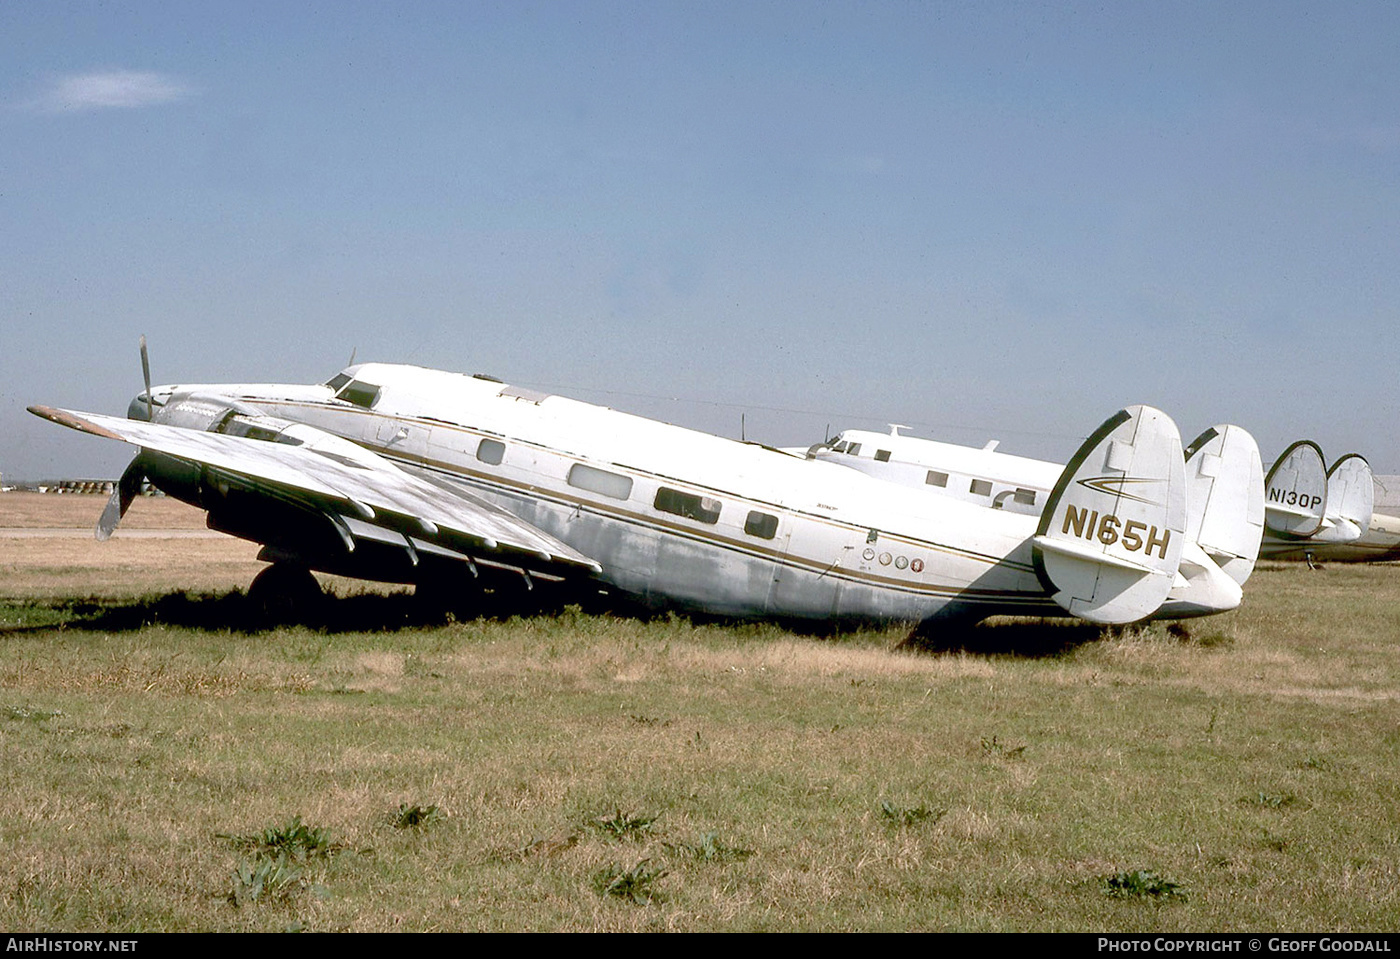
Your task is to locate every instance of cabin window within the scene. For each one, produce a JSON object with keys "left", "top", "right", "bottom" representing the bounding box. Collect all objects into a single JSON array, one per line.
[
  {"left": 970, "top": 479, "right": 993, "bottom": 496},
  {"left": 477, "top": 439, "right": 505, "bottom": 465},
  {"left": 926, "top": 471, "right": 948, "bottom": 487},
  {"left": 875, "top": 449, "right": 892, "bottom": 462},
  {"left": 745, "top": 511, "right": 779, "bottom": 540},
  {"left": 655, "top": 487, "right": 722, "bottom": 524},
  {"left": 568, "top": 463, "right": 633, "bottom": 500},
  {"left": 336, "top": 380, "right": 381, "bottom": 409},
  {"left": 1014, "top": 488, "right": 1037, "bottom": 506}
]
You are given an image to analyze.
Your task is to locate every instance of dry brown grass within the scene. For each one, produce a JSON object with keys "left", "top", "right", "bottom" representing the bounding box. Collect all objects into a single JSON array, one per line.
[
  {"left": 0, "top": 491, "right": 209, "bottom": 529},
  {"left": 3, "top": 492, "right": 1399, "bottom": 931},
  {"left": 0, "top": 492, "right": 380, "bottom": 599}
]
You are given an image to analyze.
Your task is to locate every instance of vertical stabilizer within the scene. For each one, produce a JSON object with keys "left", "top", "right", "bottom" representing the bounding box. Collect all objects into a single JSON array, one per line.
[
  {"left": 1264, "top": 440, "right": 1328, "bottom": 538},
  {"left": 1182, "top": 425, "right": 1265, "bottom": 586},
  {"left": 1316, "top": 454, "right": 1373, "bottom": 544},
  {"left": 1032, "top": 406, "right": 1186, "bottom": 624}
]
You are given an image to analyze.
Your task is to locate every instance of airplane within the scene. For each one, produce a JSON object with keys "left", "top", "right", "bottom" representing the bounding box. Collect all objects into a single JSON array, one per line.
[
  {"left": 802, "top": 421, "right": 1266, "bottom": 600},
  {"left": 1287, "top": 512, "right": 1400, "bottom": 563},
  {"left": 30, "top": 347, "right": 1249, "bottom": 629},
  {"left": 808, "top": 424, "right": 1393, "bottom": 572},
  {"left": 1256, "top": 441, "right": 1387, "bottom": 564}
]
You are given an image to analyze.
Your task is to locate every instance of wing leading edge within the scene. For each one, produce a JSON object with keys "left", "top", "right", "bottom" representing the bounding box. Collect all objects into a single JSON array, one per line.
[{"left": 28, "top": 405, "right": 601, "bottom": 583}]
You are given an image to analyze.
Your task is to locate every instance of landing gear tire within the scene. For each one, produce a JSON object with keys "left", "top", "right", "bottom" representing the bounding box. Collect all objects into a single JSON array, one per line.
[{"left": 248, "top": 563, "right": 324, "bottom": 625}]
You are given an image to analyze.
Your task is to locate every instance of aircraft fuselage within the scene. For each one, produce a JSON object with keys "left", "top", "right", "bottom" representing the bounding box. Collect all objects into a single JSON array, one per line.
[{"left": 147, "top": 363, "right": 1060, "bottom": 624}]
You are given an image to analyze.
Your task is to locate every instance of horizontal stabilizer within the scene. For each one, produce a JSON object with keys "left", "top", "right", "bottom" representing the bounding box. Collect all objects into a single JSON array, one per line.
[
  {"left": 1264, "top": 440, "right": 1328, "bottom": 538},
  {"left": 1182, "top": 425, "right": 1265, "bottom": 586},
  {"left": 1033, "top": 406, "right": 1186, "bottom": 624},
  {"left": 1155, "top": 540, "right": 1244, "bottom": 618}
]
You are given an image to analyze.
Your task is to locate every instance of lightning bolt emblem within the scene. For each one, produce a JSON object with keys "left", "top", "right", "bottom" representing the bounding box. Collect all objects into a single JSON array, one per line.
[{"left": 1076, "top": 475, "right": 1164, "bottom": 507}]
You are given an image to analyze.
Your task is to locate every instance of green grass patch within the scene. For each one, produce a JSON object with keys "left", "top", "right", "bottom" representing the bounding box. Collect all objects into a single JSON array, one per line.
[
  {"left": 1100, "top": 869, "right": 1187, "bottom": 901},
  {"left": 219, "top": 817, "right": 342, "bottom": 860},
  {"left": 593, "top": 860, "right": 668, "bottom": 905},
  {"left": 878, "top": 800, "right": 947, "bottom": 828},
  {"left": 393, "top": 803, "right": 443, "bottom": 830}
]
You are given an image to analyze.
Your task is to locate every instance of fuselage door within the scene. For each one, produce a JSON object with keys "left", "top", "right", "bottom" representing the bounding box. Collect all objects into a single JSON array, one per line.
[{"left": 374, "top": 416, "right": 428, "bottom": 461}]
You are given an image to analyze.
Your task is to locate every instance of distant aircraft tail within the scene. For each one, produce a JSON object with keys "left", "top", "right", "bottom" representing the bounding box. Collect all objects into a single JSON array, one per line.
[
  {"left": 1181, "top": 425, "right": 1265, "bottom": 587},
  {"left": 1144, "top": 424, "right": 1264, "bottom": 618},
  {"left": 1033, "top": 406, "right": 1186, "bottom": 624},
  {"left": 1315, "top": 453, "right": 1373, "bottom": 544},
  {"left": 1264, "top": 440, "right": 1329, "bottom": 538}
]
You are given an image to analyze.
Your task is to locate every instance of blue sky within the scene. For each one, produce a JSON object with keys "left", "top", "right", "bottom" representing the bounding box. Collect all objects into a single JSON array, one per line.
[{"left": 3, "top": 1, "right": 1398, "bottom": 483}]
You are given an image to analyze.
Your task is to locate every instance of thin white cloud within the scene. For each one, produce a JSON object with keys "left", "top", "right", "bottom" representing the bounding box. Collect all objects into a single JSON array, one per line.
[{"left": 31, "top": 70, "right": 196, "bottom": 113}]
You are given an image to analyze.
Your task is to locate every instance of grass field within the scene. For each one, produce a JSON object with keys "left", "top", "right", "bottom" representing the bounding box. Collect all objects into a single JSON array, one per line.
[{"left": 1, "top": 493, "right": 1398, "bottom": 931}]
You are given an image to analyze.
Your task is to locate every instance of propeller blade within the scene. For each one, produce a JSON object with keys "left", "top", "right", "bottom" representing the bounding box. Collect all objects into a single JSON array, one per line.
[
  {"left": 96, "top": 457, "right": 146, "bottom": 541},
  {"left": 139, "top": 334, "right": 153, "bottom": 421}
]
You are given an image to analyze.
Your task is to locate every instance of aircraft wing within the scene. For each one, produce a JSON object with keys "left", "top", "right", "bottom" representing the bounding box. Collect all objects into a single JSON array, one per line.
[{"left": 29, "top": 405, "right": 602, "bottom": 576}]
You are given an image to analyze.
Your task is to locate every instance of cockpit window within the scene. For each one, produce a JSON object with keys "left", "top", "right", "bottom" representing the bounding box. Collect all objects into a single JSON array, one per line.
[
  {"left": 336, "top": 380, "right": 381, "bottom": 409},
  {"left": 326, "top": 372, "right": 352, "bottom": 391}
]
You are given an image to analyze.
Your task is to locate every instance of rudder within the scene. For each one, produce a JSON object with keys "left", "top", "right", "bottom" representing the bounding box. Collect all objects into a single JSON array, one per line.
[
  {"left": 1317, "top": 453, "right": 1373, "bottom": 544},
  {"left": 1264, "top": 440, "right": 1329, "bottom": 538},
  {"left": 1033, "top": 406, "right": 1186, "bottom": 624},
  {"left": 1182, "top": 424, "right": 1265, "bottom": 586}
]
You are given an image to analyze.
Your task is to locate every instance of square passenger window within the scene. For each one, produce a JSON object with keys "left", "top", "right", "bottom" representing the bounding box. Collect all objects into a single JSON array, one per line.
[
  {"left": 926, "top": 471, "right": 948, "bottom": 487},
  {"left": 970, "top": 479, "right": 993, "bottom": 496},
  {"left": 745, "top": 511, "right": 779, "bottom": 540},
  {"left": 654, "top": 487, "right": 722, "bottom": 524},
  {"left": 477, "top": 439, "right": 506, "bottom": 465}
]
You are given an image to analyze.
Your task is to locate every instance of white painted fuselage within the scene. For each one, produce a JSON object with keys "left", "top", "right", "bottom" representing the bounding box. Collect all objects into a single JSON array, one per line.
[{"left": 148, "top": 363, "right": 1062, "bottom": 624}]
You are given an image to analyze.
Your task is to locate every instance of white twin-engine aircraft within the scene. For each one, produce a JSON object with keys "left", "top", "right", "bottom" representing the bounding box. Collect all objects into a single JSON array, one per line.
[
  {"left": 1256, "top": 441, "right": 1383, "bottom": 562},
  {"left": 804, "top": 421, "right": 1266, "bottom": 612},
  {"left": 31, "top": 357, "right": 1253, "bottom": 628}
]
